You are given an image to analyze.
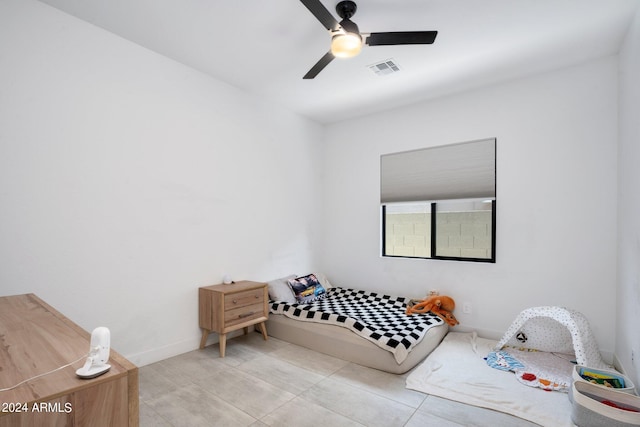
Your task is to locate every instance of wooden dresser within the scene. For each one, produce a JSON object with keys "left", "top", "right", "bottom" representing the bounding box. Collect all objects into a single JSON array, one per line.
[
  {"left": 0, "top": 294, "right": 139, "bottom": 427},
  {"left": 198, "top": 281, "right": 269, "bottom": 357}
]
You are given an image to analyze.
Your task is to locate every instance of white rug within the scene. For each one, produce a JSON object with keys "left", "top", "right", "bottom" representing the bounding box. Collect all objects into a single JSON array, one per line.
[{"left": 406, "top": 331, "right": 573, "bottom": 427}]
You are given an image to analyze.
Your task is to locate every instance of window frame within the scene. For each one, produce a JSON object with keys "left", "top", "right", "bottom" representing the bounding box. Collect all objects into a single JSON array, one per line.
[{"left": 381, "top": 200, "right": 496, "bottom": 263}]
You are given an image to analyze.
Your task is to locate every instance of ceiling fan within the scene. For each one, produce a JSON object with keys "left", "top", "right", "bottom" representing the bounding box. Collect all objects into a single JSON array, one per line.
[{"left": 300, "top": 0, "right": 438, "bottom": 79}]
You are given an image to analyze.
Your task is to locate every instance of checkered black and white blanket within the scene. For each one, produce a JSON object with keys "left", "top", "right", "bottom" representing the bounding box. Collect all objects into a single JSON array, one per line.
[{"left": 269, "top": 287, "right": 443, "bottom": 364}]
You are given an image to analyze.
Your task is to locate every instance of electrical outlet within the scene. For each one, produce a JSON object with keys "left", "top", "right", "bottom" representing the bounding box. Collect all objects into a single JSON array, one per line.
[
  {"left": 428, "top": 289, "right": 439, "bottom": 296},
  {"left": 462, "top": 302, "right": 472, "bottom": 314}
]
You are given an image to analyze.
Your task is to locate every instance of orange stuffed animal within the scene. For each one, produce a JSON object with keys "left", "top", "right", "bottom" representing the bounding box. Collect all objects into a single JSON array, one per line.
[{"left": 405, "top": 295, "right": 459, "bottom": 326}]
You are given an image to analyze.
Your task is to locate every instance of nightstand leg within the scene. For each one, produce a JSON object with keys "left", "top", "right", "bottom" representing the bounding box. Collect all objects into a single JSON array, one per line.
[
  {"left": 199, "top": 329, "right": 210, "bottom": 349},
  {"left": 219, "top": 333, "right": 227, "bottom": 357},
  {"left": 258, "top": 322, "right": 268, "bottom": 341}
]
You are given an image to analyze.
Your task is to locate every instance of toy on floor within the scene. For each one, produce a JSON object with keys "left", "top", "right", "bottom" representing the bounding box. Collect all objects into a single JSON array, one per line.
[
  {"left": 405, "top": 295, "right": 459, "bottom": 326},
  {"left": 516, "top": 370, "right": 569, "bottom": 392}
]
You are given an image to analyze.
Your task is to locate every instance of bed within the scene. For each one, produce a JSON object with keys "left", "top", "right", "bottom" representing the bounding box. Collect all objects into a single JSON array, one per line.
[{"left": 265, "top": 274, "right": 449, "bottom": 374}]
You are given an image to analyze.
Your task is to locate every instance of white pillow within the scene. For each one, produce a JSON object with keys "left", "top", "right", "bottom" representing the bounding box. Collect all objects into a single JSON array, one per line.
[
  {"left": 267, "top": 274, "right": 297, "bottom": 303},
  {"left": 314, "top": 272, "right": 333, "bottom": 290}
]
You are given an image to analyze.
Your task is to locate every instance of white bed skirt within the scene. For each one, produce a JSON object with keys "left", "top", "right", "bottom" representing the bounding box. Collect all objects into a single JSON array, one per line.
[{"left": 265, "top": 313, "right": 448, "bottom": 374}]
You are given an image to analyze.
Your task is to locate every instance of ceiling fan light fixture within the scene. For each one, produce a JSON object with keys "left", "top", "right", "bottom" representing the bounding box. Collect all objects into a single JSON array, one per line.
[
  {"left": 331, "top": 32, "right": 362, "bottom": 58},
  {"left": 300, "top": 0, "right": 437, "bottom": 78}
]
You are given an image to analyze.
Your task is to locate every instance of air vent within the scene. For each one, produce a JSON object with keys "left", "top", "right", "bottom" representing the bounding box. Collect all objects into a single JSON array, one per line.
[{"left": 368, "top": 59, "right": 400, "bottom": 76}]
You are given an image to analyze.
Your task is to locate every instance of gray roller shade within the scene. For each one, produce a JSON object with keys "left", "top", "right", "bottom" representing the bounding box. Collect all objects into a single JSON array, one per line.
[{"left": 380, "top": 138, "right": 496, "bottom": 204}]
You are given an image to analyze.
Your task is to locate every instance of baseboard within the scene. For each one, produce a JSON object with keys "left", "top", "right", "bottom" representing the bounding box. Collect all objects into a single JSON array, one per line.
[
  {"left": 456, "top": 325, "right": 615, "bottom": 366},
  {"left": 125, "top": 337, "right": 199, "bottom": 367},
  {"left": 125, "top": 329, "right": 247, "bottom": 367},
  {"left": 455, "top": 325, "right": 503, "bottom": 341},
  {"left": 124, "top": 325, "right": 620, "bottom": 370}
]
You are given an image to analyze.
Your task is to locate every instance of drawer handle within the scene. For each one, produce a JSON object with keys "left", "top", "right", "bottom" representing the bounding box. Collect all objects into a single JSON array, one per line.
[
  {"left": 255, "top": 295, "right": 259, "bottom": 299},
  {"left": 232, "top": 300, "right": 237, "bottom": 304},
  {"left": 239, "top": 311, "right": 255, "bottom": 318}
]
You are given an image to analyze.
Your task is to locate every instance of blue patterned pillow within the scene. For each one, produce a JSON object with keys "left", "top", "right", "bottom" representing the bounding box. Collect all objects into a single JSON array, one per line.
[{"left": 287, "top": 274, "right": 326, "bottom": 304}]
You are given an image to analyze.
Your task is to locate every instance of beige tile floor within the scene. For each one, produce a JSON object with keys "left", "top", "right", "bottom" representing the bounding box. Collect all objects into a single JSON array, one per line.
[{"left": 139, "top": 332, "right": 539, "bottom": 426}]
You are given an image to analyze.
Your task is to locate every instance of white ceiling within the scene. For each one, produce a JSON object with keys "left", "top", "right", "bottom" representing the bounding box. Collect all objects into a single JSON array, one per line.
[{"left": 38, "top": 0, "right": 638, "bottom": 124}]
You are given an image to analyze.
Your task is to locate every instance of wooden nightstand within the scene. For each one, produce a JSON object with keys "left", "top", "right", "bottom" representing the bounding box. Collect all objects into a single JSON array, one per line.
[{"left": 198, "top": 280, "right": 269, "bottom": 357}]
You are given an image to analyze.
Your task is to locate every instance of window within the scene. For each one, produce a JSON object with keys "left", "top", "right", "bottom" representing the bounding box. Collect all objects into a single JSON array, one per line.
[{"left": 380, "top": 139, "right": 496, "bottom": 262}]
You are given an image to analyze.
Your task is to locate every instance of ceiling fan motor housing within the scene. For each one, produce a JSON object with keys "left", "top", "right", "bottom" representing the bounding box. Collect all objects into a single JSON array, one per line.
[
  {"left": 339, "top": 18, "right": 360, "bottom": 35},
  {"left": 336, "top": 1, "right": 357, "bottom": 20}
]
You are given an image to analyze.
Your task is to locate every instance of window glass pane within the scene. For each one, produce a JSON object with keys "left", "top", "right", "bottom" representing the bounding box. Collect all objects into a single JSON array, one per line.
[
  {"left": 434, "top": 199, "right": 493, "bottom": 260},
  {"left": 384, "top": 203, "right": 431, "bottom": 258}
]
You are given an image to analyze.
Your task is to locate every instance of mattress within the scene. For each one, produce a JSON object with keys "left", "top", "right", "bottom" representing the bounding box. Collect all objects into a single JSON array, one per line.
[{"left": 265, "top": 313, "right": 448, "bottom": 374}]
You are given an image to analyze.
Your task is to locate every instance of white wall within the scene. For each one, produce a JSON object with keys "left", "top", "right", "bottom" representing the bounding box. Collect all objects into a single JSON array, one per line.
[
  {"left": 1, "top": 0, "right": 632, "bottom": 373},
  {"left": 617, "top": 5, "right": 640, "bottom": 387},
  {"left": 322, "top": 57, "right": 619, "bottom": 358},
  {"left": 0, "top": 0, "right": 323, "bottom": 366}
]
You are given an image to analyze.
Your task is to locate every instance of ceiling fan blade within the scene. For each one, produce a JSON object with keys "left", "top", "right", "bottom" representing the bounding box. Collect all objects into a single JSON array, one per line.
[
  {"left": 300, "top": 0, "right": 340, "bottom": 31},
  {"left": 366, "top": 31, "right": 438, "bottom": 46},
  {"left": 303, "top": 51, "right": 335, "bottom": 79}
]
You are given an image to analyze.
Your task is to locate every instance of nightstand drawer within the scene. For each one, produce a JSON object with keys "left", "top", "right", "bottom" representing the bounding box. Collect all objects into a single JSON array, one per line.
[
  {"left": 224, "top": 289, "right": 264, "bottom": 309},
  {"left": 224, "top": 302, "right": 265, "bottom": 327}
]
